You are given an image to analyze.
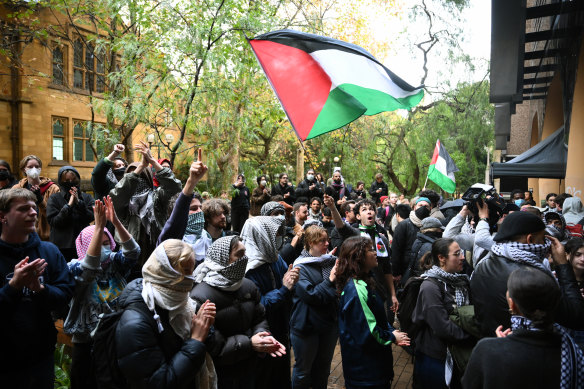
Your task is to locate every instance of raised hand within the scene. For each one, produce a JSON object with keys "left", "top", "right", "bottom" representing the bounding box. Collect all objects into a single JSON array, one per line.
[
  {"left": 329, "top": 259, "right": 338, "bottom": 282},
  {"left": 93, "top": 200, "right": 107, "bottom": 230},
  {"left": 8, "top": 257, "right": 47, "bottom": 292},
  {"left": 190, "top": 148, "right": 208, "bottom": 181},
  {"left": 191, "top": 300, "right": 216, "bottom": 342},
  {"left": 68, "top": 186, "right": 79, "bottom": 206}
]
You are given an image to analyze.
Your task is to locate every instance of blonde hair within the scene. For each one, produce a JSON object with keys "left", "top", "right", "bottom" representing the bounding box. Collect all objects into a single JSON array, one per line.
[
  {"left": 19, "top": 155, "right": 42, "bottom": 172},
  {"left": 304, "top": 225, "right": 328, "bottom": 251},
  {"left": 162, "top": 239, "right": 194, "bottom": 281}
]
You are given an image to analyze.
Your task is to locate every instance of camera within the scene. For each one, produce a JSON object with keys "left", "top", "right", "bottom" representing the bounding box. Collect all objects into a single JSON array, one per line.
[{"left": 461, "top": 184, "right": 506, "bottom": 227}]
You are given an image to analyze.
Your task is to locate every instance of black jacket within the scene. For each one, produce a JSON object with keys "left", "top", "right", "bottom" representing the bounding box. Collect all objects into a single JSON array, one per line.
[
  {"left": 471, "top": 254, "right": 584, "bottom": 337},
  {"left": 231, "top": 184, "right": 250, "bottom": 210},
  {"left": 390, "top": 219, "right": 419, "bottom": 278},
  {"left": 290, "top": 261, "right": 338, "bottom": 336},
  {"left": 46, "top": 191, "right": 95, "bottom": 250},
  {"left": 190, "top": 279, "right": 268, "bottom": 370},
  {"left": 116, "top": 279, "right": 207, "bottom": 389},
  {"left": 369, "top": 181, "right": 388, "bottom": 204},
  {"left": 0, "top": 232, "right": 74, "bottom": 371},
  {"left": 295, "top": 179, "right": 323, "bottom": 202},
  {"left": 91, "top": 158, "right": 118, "bottom": 201},
  {"left": 462, "top": 329, "right": 561, "bottom": 389},
  {"left": 271, "top": 183, "right": 295, "bottom": 206},
  {"left": 412, "top": 278, "right": 471, "bottom": 360}
]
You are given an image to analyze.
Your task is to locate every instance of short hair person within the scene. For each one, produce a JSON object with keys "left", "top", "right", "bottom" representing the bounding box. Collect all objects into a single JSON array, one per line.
[{"left": 0, "top": 188, "right": 74, "bottom": 388}]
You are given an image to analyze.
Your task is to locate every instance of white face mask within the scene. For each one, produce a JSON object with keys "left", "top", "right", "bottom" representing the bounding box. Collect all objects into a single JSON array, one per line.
[
  {"left": 260, "top": 180, "right": 267, "bottom": 187},
  {"left": 26, "top": 167, "right": 41, "bottom": 180},
  {"left": 306, "top": 174, "right": 314, "bottom": 181}
]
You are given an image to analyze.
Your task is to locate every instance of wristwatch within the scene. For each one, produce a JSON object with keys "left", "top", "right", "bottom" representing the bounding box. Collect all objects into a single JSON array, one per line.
[{"left": 479, "top": 217, "right": 489, "bottom": 223}]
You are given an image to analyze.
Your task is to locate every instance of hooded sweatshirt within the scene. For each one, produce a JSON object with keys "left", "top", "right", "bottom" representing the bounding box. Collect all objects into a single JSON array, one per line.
[
  {"left": 562, "top": 197, "right": 584, "bottom": 226},
  {"left": 46, "top": 166, "right": 95, "bottom": 251},
  {"left": 0, "top": 232, "right": 74, "bottom": 370}
]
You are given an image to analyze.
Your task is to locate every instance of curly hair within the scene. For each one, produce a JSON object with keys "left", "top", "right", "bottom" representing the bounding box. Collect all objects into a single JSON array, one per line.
[
  {"left": 202, "top": 198, "right": 230, "bottom": 226},
  {"left": 335, "top": 236, "right": 376, "bottom": 294}
]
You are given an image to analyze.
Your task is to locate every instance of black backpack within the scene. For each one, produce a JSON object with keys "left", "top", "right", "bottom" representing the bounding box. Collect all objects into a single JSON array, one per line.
[
  {"left": 397, "top": 277, "right": 443, "bottom": 344},
  {"left": 91, "top": 303, "right": 150, "bottom": 389}
]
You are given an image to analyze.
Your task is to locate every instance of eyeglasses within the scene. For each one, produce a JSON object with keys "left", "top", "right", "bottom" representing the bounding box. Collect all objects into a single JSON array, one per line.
[{"left": 449, "top": 250, "right": 463, "bottom": 257}]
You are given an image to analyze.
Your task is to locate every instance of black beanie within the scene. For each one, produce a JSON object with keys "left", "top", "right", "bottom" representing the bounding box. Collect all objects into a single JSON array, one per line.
[{"left": 493, "top": 211, "right": 546, "bottom": 242}]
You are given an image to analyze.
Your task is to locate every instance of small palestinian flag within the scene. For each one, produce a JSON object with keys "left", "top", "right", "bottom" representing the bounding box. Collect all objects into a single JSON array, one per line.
[
  {"left": 427, "top": 140, "right": 459, "bottom": 193},
  {"left": 248, "top": 29, "right": 424, "bottom": 141}
]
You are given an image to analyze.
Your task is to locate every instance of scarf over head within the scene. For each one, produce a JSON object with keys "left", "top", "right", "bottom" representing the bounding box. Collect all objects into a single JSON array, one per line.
[
  {"left": 510, "top": 315, "right": 584, "bottom": 389},
  {"left": 260, "top": 201, "right": 285, "bottom": 216},
  {"left": 193, "top": 236, "right": 248, "bottom": 291},
  {"left": 141, "top": 242, "right": 196, "bottom": 340},
  {"left": 126, "top": 162, "right": 156, "bottom": 234},
  {"left": 241, "top": 216, "right": 285, "bottom": 271},
  {"left": 75, "top": 225, "right": 116, "bottom": 260}
]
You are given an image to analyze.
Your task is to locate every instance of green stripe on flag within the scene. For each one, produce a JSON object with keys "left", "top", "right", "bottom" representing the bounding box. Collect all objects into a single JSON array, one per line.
[
  {"left": 427, "top": 164, "right": 456, "bottom": 193},
  {"left": 308, "top": 84, "right": 424, "bottom": 139}
]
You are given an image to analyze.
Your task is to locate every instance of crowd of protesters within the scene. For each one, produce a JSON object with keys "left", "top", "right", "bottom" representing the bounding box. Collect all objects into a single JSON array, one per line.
[{"left": 1, "top": 144, "right": 583, "bottom": 389}]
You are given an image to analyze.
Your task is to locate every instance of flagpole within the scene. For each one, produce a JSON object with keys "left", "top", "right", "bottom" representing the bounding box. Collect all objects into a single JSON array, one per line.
[{"left": 423, "top": 175, "right": 429, "bottom": 191}]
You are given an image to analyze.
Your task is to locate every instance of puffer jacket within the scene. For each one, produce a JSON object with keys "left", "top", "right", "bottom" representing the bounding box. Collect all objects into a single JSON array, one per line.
[
  {"left": 471, "top": 254, "right": 584, "bottom": 337},
  {"left": 190, "top": 279, "right": 268, "bottom": 370},
  {"left": 115, "top": 279, "right": 207, "bottom": 389},
  {"left": 295, "top": 179, "right": 323, "bottom": 202},
  {"left": 13, "top": 177, "right": 60, "bottom": 241}
]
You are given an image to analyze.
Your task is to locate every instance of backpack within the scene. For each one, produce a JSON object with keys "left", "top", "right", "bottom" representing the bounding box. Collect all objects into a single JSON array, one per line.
[
  {"left": 565, "top": 223, "right": 584, "bottom": 238},
  {"left": 91, "top": 303, "right": 151, "bottom": 389},
  {"left": 397, "top": 277, "right": 443, "bottom": 354},
  {"left": 401, "top": 234, "right": 436, "bottom": 285}
]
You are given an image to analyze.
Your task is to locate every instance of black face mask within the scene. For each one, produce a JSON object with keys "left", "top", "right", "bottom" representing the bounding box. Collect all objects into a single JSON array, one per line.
[
  {"left": 0, "top": 170, "right": 10, "bottom": 181},
  {"left": 415, "top": 206, "right": 430, "bottom": 220},
  {"left": 113, "top": 167, "right": 126, "bottom": 180},
  {"left": 61, "top": 182, "right": 79, "bottom": 192}
]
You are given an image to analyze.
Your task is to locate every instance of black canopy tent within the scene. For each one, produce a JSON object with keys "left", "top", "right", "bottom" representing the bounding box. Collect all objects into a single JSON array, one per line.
[{"left": 491, "top": 126, "right": 568, "bottom": 179}]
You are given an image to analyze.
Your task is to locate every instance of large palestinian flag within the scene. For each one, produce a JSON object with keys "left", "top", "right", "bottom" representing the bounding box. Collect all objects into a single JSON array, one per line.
[
  {"left": 248, "top": 29, "right": 424, "bottom": 141},
  {"left": 427, "top": 139, "right": 459, "bottom": 193}
]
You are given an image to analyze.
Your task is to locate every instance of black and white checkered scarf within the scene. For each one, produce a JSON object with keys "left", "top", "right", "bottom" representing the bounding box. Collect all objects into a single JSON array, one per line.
[
  {"left": 193, "top": 236, "right": 248, "bottom": 291},
  {"left": 242, "top": 216, "right": 285, "bottom": 271},
  {"left": 294, "top": 250, "right": 336, "bottom": 281},
  {"left": 511, "top": 315, "right": 584, "bottom": 389},
  {"left": 424, "top": 266, "right": 470, "bottom": 307},
  {"left": 260, "top": 201, "right": 285, "bottom": 216},
  {"left": 491, "top": 240, "right": 553, "bottom": 276}
]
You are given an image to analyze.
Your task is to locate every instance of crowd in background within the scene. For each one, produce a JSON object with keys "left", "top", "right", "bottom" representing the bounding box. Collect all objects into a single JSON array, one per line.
[{"left": 0, "top": 143, "right": 583, "bottom": 389}]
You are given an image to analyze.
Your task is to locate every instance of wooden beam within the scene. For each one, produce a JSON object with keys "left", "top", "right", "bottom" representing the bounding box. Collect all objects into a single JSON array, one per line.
[
  {"left": 522, "top": 94, "right": 547, "bottom": 100},
  {"left": 526, "top": 2, "right": 584, "bottom": 19},
  {"left": 523, "top": 76, "right": 554, "bottom": 85},
  {"left": 524, "top": 48, "right": 569, "bottom": 60},
  {"left": 523, "top": 64, "right": 557, "bottom": 74},
  {"left": 522, "top": 86, "right": 549, "bottom": 94},
  {"left": 525, "top": 28, "right": 581, "bottom": 43}
]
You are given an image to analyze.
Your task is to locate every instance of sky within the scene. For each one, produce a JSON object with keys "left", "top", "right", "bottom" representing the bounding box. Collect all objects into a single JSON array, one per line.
[{"left": 388, "top": 0, "right": 492, "bottom": 92}]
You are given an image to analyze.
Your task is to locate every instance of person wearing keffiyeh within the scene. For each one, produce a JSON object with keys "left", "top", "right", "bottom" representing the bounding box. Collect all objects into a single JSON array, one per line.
[
  {"left": 109, "top": 142, "right": 181, "bottom": 269},
  {"left": 243, "top": 216, "right": 299, "bottom": 389},
  {"left": 471, "top": 211, "right": 584, "bottom": 338},
  {"left": 412, "top": 238, "right": 472, "bottom": 389},
  {"left": 191, "top": 236, "right": 284, "bottom": 389},
  {"left": 463, "top": 267, "right": 584, "bottom": 389},
  {"left": 290, "top": 226, "right": 339, "bottom": 389},
  {"left": 113, "top": 239, "right": 216, "bottom": 389}
]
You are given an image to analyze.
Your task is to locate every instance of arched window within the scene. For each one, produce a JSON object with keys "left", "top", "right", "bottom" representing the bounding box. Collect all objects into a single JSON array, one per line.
[{"left": 52, "top": 46, "right": 64, "bottom": 85}]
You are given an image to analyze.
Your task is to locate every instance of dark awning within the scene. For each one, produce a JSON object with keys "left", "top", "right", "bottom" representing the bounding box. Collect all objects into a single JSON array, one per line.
[{"left": 491, "top": 126, "right": 567, "bottom": 179}]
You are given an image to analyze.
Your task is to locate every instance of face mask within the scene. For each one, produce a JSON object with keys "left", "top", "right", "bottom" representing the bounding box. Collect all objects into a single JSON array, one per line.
[
  {"left": 186, "top": 212, "right": 205, "bottom": 235},
  {"left": 101, "top": 246, "right": 112, "bottom": 263},
  {"left": 260, "top": 180, "right": 267, "bottom": 187},
  {"left": 334, "top": 179, "right": 341, "bottom": 184},
  {"left": 514, "top": 199, "right": 525, "bottom": 207},
  {"left": 61, "top": 182, "right": 79, "bottom": 191},
  {"left": 113, "top": 168, "right": 126, "bottom": 180},
  {"left": 0, "top": 171, "right": 10, "bottom": 180},
  {"left": 306, "top": 174, "right": 314, "bottom": 181},
  {"left": 26, "top": 167, "right": 40, "bottom": 180},
  {"left": 415, "top": 206, "right": 430, "bottom": 220}
]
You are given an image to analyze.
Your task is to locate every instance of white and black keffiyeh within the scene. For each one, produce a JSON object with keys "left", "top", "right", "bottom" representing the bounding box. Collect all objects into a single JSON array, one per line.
[
  {"left": 242, "top": 216, "right": 285, "bottom": 271},
  {"left": 511, "top": 315, "right": 584, "bottom": 389},
  {"left": 193, "top": 236, "right": 248, "bottom": 291},
  {"left": 293, "top": 252, "right": 336, "bottom": 281},
  {"left": 491, "top": 240, "right": 553, "bottom": 276},
  {"left": 424, "top": 266, "right": 470, "bottom": 307},
  {"left": 303, "top": 218, "right": 323, "bottom": 230},
  {"left": 261, "top": 201, "right": 285, "bottom": 216}
]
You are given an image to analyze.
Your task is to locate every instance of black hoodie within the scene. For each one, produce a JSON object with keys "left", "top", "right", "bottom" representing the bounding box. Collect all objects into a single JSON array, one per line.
[{"left": 0, "top": 232, "right": 74, "bottom": 370}]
